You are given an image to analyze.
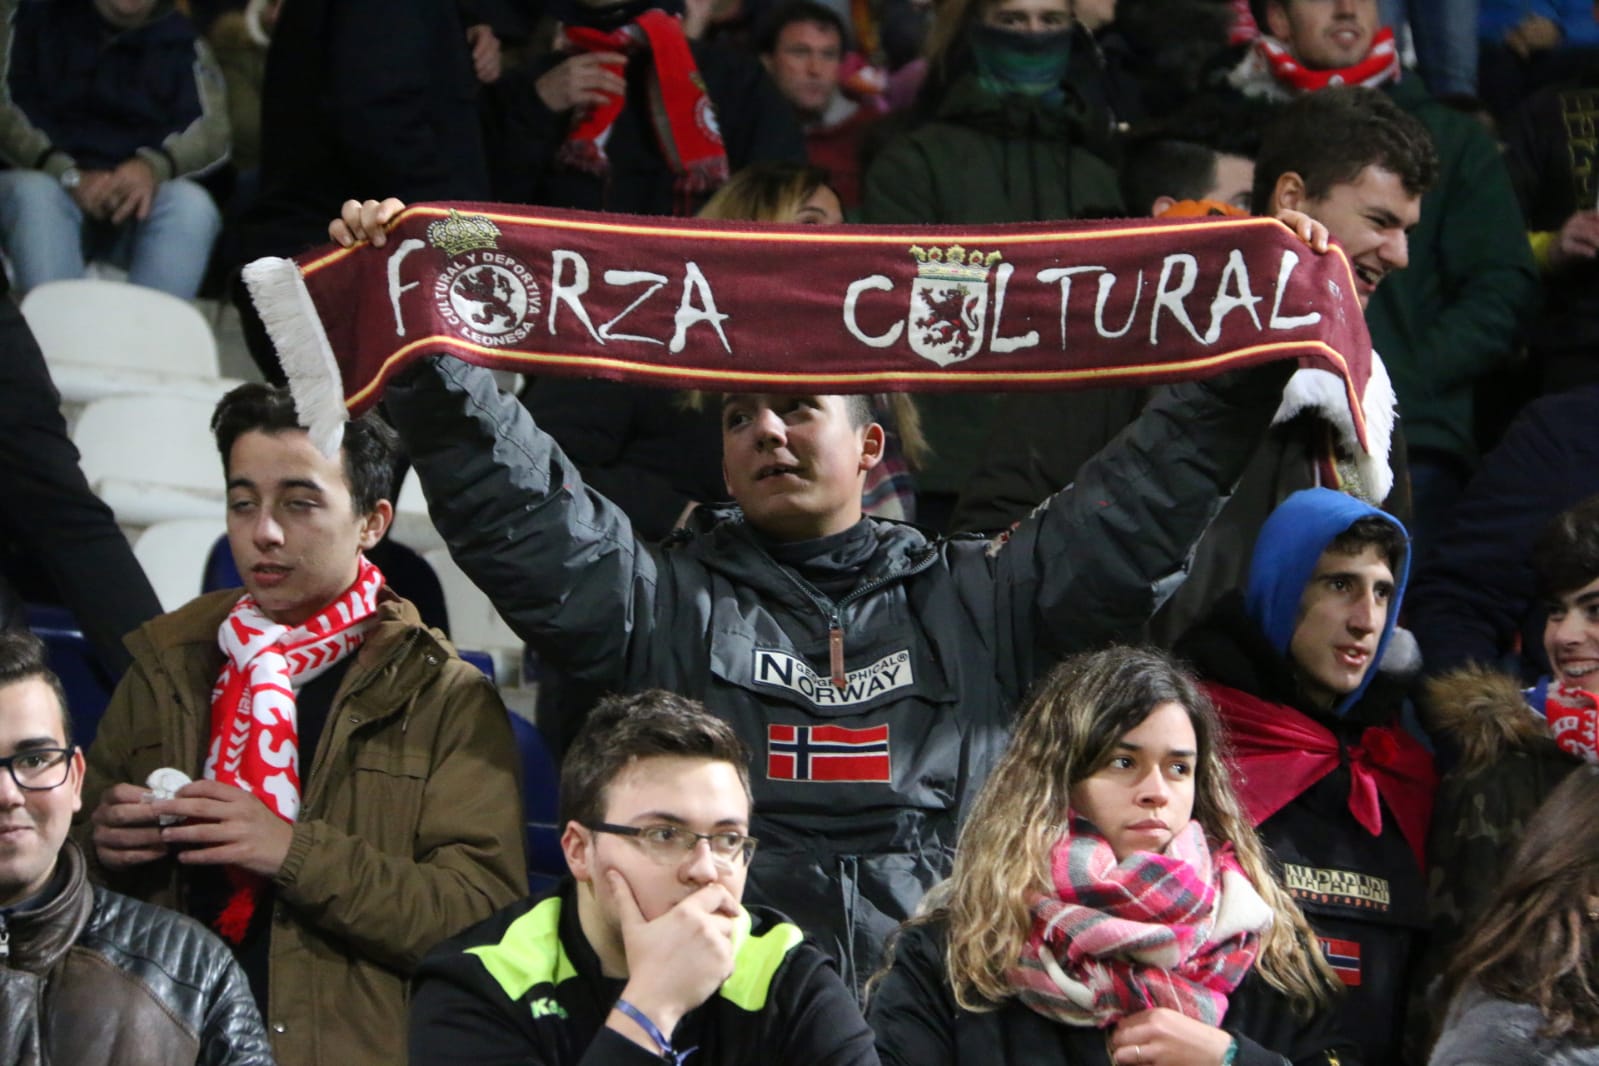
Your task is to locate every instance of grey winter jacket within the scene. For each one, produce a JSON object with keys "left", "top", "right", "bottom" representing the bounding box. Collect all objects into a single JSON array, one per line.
[
  {"left": 382, "top": 355, "right": 1291, "bottom": 991},
  {"left": 0, "top": 842, "right": 274, "bottom": 1066},
  {"left": 1430, "top": 984, "right": 1599, "bottom": 1065}
]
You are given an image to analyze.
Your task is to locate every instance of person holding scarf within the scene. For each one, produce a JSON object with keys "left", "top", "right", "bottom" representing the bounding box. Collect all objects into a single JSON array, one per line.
[
  {"left": 486, "top": 0, "right": 805, "bottom": 216},
  {"left": 75, "top": 384, "right": 528, "bottom": 1066},
  {"left": 1174, "top": 488, "right": 1436, "bottom": 1066},
  {"left": 1223, "top": 0, "right": 1539, "bottom": 564},
  {"left": 867, "top": 645, "right": 1349, "bottom": 1066}
]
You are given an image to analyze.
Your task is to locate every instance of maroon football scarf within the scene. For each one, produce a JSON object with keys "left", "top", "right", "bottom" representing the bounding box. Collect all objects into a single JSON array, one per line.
[
  {"left": 559, "top": 11, "right": 727, "bottom": 213},
  {"left": 241, "top": 203, "right": 1378, "bottom": 458},
  {"left": 1009, "top": 818, "right": 1269, "bottom": 1027},
  {"left": 1204, "top": 682, "right": 1437, "bottom": 870}
]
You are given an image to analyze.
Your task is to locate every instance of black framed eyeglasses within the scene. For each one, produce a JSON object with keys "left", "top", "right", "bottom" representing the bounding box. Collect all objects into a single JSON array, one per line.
[
  {"left": 0, "top": 747, "right": 75, "bottom": 791},
  {"left": 586, "top": 822, "right": 759, "bottom": 867}
]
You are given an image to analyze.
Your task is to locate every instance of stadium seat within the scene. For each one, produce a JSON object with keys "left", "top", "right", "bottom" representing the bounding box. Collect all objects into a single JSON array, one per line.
[{"left": 20, "top": 278, "right": 243, "bottom": 407}]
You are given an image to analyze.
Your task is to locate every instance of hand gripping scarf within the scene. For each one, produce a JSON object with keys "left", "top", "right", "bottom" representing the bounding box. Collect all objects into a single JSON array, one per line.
[
  {"left": 1008, "top": 817, "right": 1273, "bottom": 1027},
  {"left": 1256, "top": 27, "right": 1401, "bottom": 93},
  {"left": 558, "top": 10, "right": 727, "bottom": 213},
  {"left": 1204, "top": 681, "right": 1437, "bottom": 870},
  {"left": 205, "top": 556, "right": 385, "bottom": 942},
  {"left": 241, "top": 204, "right": 1382, "bottom": 464}
]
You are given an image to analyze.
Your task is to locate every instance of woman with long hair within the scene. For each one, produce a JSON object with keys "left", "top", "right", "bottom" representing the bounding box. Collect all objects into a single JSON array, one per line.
[
  {"left": 1429, "top": 765, "right": 1599, "bottom": 1065},
  {"left": 867, "top": 646, "right": 1348, "bottom": 1066}
]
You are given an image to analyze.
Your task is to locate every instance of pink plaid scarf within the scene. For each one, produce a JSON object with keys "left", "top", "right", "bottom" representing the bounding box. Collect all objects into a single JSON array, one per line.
[
  {"left": 205, "top": 555, "right": 384, "bottom": 941},
  {"left": 1008, "top": 817, "right": 1271, "bottom": 1027}
]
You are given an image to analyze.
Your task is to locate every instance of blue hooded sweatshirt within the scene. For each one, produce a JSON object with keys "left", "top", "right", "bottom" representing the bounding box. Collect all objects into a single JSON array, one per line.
[{"left": 1244, "top": 488, "right": 1411, "bottom": 715}]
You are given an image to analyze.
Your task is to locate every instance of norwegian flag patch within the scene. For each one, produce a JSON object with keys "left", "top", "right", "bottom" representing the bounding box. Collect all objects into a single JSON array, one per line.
[
  {"left": 1319, "top": 937, "right": 1361, "bottom": 986},
  {"left": 767, "top": 724, "right": 891, "bottom": 783}
]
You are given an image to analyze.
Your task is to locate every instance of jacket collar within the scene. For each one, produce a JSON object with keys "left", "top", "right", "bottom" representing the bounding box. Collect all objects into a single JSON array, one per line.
[
  {"left": 2, "top": 841, "right": 94, "bottom": 975},
  {"left": 123, "top": 586, "right": 453, "bottom": 729}
]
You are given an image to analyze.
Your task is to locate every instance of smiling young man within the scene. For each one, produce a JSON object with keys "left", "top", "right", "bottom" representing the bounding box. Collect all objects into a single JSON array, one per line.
[
  {"left": 1421, "top": 493, "right": 1599, "bottom": 1010},
  {"left": 1176, "top": 487, "right": 1434, "bottom": 1066},
  {"left": 1226, "top": 0, "right": 1541, "bottom": 558},
  {"left": 75, "top": 383, "right": 527, "bottom": 1066},
  {"left": 952, "top": 87, "right": 1430, "bottom": 648},
  {"left": 409, "top": 689, "right": 878, "bottom": 1064},
  {"left": 0, "top": 630, "right": 274, "bottom": 1065}
]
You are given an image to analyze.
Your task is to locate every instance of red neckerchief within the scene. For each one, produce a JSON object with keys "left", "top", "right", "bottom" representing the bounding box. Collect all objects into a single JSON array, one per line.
[
  {"left": 1203, "top": 681, "right": 1436, "bottom": 871},
  {"left": 558, "top": 10, "right": 728, "bottom": 215},
  {"left": 1256, "top": 27, "right": 1400, "bottom": 93}
]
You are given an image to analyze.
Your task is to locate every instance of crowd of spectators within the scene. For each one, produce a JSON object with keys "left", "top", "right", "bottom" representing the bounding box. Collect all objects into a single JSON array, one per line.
[{"left": 6, "top": 0, "right": 1599, "bottom": 1061}]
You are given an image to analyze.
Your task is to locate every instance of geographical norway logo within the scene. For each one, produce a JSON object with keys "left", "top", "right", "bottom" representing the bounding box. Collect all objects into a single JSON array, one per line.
[
  {"left": 427, "top": 209, "right": 540, "bottom": 348},
  {"left": 1318, "top": 937, "right": 1361, "bottom": 987},
  {"left": 1282, "top": 863, "right": 1391, "bottom": 911},
  {"left": 767, "top": 724, "right": 891, "bottom": 782},
  {"left": 751, "top": 648, "right": 913, "bottom": 707},
  {"left": 907, "top": 244, "right": 1003, "bottom": 367}
]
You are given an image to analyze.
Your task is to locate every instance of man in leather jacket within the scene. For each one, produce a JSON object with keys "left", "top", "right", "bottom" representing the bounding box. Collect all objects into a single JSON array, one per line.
[{"left": 0, "top": 630, "right": 273, "bottom": 1066}]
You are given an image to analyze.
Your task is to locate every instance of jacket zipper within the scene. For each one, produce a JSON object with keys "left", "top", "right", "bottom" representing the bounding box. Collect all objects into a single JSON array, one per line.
[
  {"left": 773, "top": 545, "right": 940, "bottom": 690},
  {"left": 1, "top": 911, "right": 9, "bottom": 962}
]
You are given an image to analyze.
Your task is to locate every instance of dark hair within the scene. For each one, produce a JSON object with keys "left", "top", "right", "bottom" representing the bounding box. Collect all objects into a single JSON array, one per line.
[
  {"left": 211, "top": 383, "right": 400, "bottom": 515},
  {"left": 1435, "top": 765, "right": 1599, "bottom": 1046},
  {"left": 1251, "top": 86, "right": 1438, "bottom": 216},
  {"left": 0, "top": 631, "right": 72, "bottom": 748},
  {"left": 756, "top": 0, "right": 848, "bottom": 53},
  {"left": 559, "top": 690, "right": 753, "bottom": 828},
  {"left": 1120, "top": 140, "right": 1224, "bottom": 216},
  {"left": 1326, "top": 514, "right": 1408, "bottom": 574},
  {"left": 1119, "top": 95, "right": 1274, "bottom": 213},
  {"left": 1534, "top": 495, "right": 1599, "bottom": 600}
]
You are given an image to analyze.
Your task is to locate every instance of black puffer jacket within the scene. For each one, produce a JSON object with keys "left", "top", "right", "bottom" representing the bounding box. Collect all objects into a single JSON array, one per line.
[
  {"left": 383, "top": 355, "right": 1291, "bottom": 993},
  {"left": 0, "top": 842, "right": 274, "bottom": 1066}
]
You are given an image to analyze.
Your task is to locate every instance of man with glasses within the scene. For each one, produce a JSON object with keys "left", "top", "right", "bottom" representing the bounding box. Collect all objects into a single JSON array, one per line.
[
  {"left": 407, "top": 688, "right": 879, "bottom": 1065},
  {"left": 0, "top": 630, "right": 273, "bottom": 1065}
]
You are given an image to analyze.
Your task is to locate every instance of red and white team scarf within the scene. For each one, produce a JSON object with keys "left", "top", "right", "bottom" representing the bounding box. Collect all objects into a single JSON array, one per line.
[
  {"left": 558, "top": 9, "right": 728, "bottom": 214},
  {"left": 204, "top": 556, "right": 385, "bottom": 941},
  {"left": 1008, "top": 817, "right": 1272, "bottom": 1027},
  {"left": 1545, "top": 684, "right": 1599, "bottom": 763},
  {"left": 1256, "top": 26, "right": 1401, "bottom": 93}
]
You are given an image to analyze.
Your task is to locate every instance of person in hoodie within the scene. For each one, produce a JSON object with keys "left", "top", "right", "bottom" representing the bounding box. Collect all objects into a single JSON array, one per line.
[{"left": 1175, "top": 487, "right": 1438, "bottom": 1066}]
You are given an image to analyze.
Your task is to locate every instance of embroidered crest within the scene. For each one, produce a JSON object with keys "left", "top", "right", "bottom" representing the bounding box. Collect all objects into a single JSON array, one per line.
[
  {"left": 1318, "top": 937, "right": 1362, "bottom": 986},
  {"left": 428, "top": 209, "right": 541, "bottom": 348},
  {"left": 907, "top": 245, "right": 1002, "bottom": 367}
]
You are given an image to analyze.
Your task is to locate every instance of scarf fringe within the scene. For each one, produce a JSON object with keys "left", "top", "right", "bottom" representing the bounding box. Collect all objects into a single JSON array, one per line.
[
  {"left": 1272, "top": 352, "right": 1395, "bottom": 504},
  {"left": 242, "top": 255, "right": 349, "bottom": 457}
]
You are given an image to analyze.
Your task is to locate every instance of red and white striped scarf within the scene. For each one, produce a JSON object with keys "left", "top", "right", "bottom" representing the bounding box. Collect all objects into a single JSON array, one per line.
[
  {"left": 204, "top": 555, "right": 384, "bottom": 940},
  {"left": 1008, "top": 817, "right": 1271, "bottom": 1027},
  {"left": 1546, "top": 683, "right": 1599, "bottom": 763},
  {"left": 1255, "top": 27, "right": 1401, "bottom": 93}
]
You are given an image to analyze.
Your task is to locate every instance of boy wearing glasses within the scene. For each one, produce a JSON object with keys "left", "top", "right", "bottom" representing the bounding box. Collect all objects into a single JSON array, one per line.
[
  {"left": 0, "top": 630, "right": 273, "bottom": 1064},
  {"left": 407, "top": 688, "right": 879, "bottom": 1065}
]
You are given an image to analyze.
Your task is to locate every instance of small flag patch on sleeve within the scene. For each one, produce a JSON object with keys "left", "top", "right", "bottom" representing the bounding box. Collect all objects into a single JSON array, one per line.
[{"left": 767, "top": 723, "right": 891, "bottom": 783}]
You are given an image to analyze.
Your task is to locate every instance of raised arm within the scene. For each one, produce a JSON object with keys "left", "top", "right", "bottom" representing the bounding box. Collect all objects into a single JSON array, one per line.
[{"left": 381, "top": 354, "right": 662, "bottom": 688}]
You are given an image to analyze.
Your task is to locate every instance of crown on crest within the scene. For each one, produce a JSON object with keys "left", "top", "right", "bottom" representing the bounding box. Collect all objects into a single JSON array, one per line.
[
  {"left": 909, "top": 244, "right": 1002, "bottom": 283},
  {"left": 427, "top": 209, "right": 500, "bottom": 256}
]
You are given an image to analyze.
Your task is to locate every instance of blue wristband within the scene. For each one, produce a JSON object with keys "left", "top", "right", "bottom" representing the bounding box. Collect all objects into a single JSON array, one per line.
[{"left": 614, "top": 998, "right": 698, "bottom": 1064}]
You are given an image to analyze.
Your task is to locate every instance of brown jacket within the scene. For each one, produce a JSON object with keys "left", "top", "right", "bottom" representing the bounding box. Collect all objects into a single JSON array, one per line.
[{"left": 73, "top": 587, "right": 528, "bottom": 1066}]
